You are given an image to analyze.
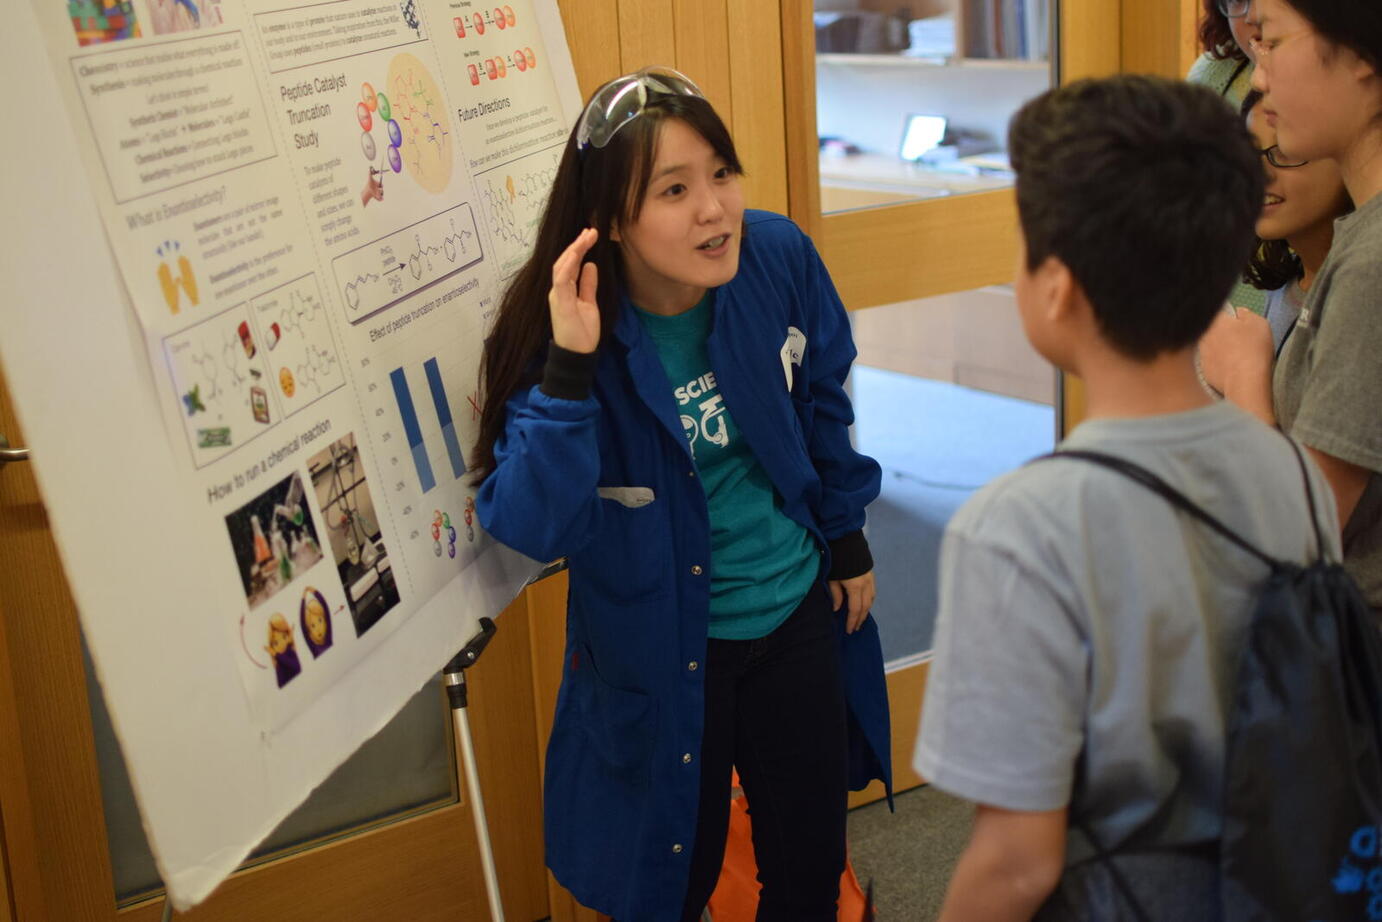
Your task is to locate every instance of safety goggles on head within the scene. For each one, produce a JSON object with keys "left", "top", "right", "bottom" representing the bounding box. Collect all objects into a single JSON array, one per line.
[
  {"left": 1215, "top": 0, "right": 1250, "bottom": 18},
  {"left": 575, "top": 66, "right": 705, "bottom": 151}
]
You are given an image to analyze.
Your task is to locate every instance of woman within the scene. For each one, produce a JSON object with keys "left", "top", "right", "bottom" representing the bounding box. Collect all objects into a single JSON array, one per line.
[
  {"left": 1236, "top": 89, "right": 1350, "bottom": 350},
  {"left": 1202, "top": 0, "right": 1382, "bottom": 612},
  {"left": 472, "top": 67, "right": 891, "bottom": 921},
  {"left": 1188, "top": 0, "right": 1257, "bottom": 105},
  {"left": 1189, "top": 0, "right": 1267, "bottom": 315}
]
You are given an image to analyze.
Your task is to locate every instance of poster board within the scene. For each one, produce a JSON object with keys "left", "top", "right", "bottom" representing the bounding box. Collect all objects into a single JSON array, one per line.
[{"left": 1, "top": 0, "right": 582, "bottom": 908}]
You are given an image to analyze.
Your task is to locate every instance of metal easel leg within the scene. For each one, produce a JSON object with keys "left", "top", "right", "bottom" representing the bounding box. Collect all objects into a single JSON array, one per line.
[{"left": 444, "top": 617, "right": 505, "bottom": 922}]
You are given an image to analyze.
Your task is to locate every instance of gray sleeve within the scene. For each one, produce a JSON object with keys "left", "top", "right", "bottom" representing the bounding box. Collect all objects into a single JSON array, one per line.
[
  {"left": 914, "top": 524, "right": 1087, "bottom": 812},
  {"left": 1292, "top": 259, "right": 1382, "bottom": 474}
]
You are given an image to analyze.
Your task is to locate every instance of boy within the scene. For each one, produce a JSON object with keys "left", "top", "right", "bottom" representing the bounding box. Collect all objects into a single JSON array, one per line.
[{"left": 914, "top": 75, "right": 1341, "bottom": 921}]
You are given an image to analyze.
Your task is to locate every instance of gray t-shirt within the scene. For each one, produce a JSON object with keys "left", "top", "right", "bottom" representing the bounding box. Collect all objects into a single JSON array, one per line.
[
  {"left": 915, "top": 403, "right": 1339, "bottom": 863},
  {"left": 1274, "top": 193, "right": 1382, "bottom": 609}
]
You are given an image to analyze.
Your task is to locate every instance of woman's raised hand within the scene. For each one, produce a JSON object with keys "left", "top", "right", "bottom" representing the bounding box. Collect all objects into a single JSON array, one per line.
[{"left": 549, "top": 227, "right": 601, "bottom": 354}]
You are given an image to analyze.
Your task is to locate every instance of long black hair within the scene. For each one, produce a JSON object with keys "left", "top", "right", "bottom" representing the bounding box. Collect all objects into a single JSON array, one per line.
[{"left": 472, "top": 82, "right": 742, "bottom": 481}]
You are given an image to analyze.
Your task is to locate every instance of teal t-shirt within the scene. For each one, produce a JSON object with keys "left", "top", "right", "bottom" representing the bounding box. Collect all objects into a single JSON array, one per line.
[{"left": 636, "top": 294, "right": 820, "bottom": 640}]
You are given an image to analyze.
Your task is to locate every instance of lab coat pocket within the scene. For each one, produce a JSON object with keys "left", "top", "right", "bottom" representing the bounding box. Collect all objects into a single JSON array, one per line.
[{"left": 576, "top": 648, "right": 656, "bottom": 778}]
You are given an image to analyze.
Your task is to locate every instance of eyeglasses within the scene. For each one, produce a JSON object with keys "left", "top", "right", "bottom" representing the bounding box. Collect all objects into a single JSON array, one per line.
[
  {"left": 575, "top": 66, "right": 704, "bottom": 151},
  {"left": 1215, "top": 0, "right": 1250, "bottom": 19},
  {"left": 1247, "top": 29, "right": 1310, "bottom": 66},
  {"left": 1259, "top": 145, "right": 1309, "bottom": 168}
]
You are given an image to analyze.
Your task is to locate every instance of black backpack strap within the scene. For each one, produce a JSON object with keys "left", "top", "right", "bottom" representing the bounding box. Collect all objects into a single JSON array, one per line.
[
  {"left": 1031, "top": 450, "right": 1281, "bottom": 571},
  {"left": 1279, "top": 433, "right": 1331, "bottom": 565},
  {"left": 1075, "top": 820, "right": 1154, "bottom": 922}
]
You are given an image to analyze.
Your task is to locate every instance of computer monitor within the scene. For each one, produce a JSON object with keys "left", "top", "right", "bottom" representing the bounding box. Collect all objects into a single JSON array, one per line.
[{"left": 899, "top": 113, "right": 948, "bottom": 161}]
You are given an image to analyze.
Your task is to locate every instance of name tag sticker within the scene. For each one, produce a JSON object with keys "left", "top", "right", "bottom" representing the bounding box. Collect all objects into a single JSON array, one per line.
[{"left": 780, "top": 326, "right": 807, "bottom": 391}]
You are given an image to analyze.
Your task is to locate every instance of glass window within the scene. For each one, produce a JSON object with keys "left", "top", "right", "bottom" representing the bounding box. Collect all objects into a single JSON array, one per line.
[
  {"left": 849, "top": 286, "right": 1056, "bottom": 663},
  {"left": 815, "top": 0, "right": 1055, "bottom": 214}
]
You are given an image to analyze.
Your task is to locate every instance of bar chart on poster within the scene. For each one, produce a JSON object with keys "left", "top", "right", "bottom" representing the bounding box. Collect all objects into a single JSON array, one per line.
[{"left": 6, "top": 0, "right": 582, "bottom": 908}]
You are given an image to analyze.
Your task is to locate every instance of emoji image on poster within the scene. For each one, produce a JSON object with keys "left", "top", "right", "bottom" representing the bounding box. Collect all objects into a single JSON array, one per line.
[
  {"left": 238, "top": 320, "right": 257, "bottom": 358},
  {"left": 472, "top": 11, "right": 484, "bottom": 33},
  {"left": 266, "top": 613, "right": 301, "bottom": 687},
  {"left": 494, "top": 6, "right": 505, "bottom": 29},
  {"left": 300, "top": 586, "right": 333, "bottom": 657},
  {"left": 503, "top": 4, "right": 515, "bottom": 26},
  {"left": 468, "top": 63, "right": 479, "bottom": 86},
  {"left": 279, "top": 366, "right": 296, "bottom": 398},
  {"left": 524, "top": 47, "right": 536, "bottom": 69},
  {"left": 251, "top": 386, "right": 270, "bottom": 424},
  {"left": 453, "top": 15, "right": 465, "bottom": 36}
]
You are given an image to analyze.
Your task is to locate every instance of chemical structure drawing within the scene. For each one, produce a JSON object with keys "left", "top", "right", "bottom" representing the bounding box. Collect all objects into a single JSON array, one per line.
[
  {"left": 334, "top": 203, "right": 484, "bottom": 324},
  {"left": 477, "top": 147, "right": 559, "bottom": 277},
  {"left": 163, "top": 306, "right": 278, "bottom": 467},
  {"left": 250, "top": 275, "right": 345, "bottom": 413},
  {"left": 385, "top": 53, "right": 454, "bottom": 194}
]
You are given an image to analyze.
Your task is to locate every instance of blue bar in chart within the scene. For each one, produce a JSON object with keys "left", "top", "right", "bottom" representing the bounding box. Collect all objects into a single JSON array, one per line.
[
  {"left": 424, "top": 358, "right": 467, "bottom": 479},
  {"left": 390, "top": 367, "right": 436, "bottom": 493}
]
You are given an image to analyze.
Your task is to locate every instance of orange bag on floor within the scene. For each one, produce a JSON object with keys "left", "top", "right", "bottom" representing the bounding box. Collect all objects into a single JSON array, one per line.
[{"left": 705, "top": 773, "right": 873, "bottom": 922}]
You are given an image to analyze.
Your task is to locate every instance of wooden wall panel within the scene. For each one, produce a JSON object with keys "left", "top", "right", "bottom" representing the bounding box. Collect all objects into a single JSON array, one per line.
[
  {"left": 0, "top": 583, "right": 39, "bottom": 922},
  {"left": 0, "top": 371, "right": 112, "bottom": 922},
  {"left": 781, "top": 0, "right": 821, "bottom": 238},
  {"left": 555, "top": 0, "right": 622, "bottom": 98},
  {"left": 819, "top": 191, "right": 1019, "bottom": 310},
  {"left": 1122, "top": 0, "right": 1196, "bottom": 78},
  {"left": 618, "top": 0, "right": 676, "bottom": 73},
  {"left": 1061, "top": 0, "right": 1120, "bottom": 82},
  {"left": 727, "top": 0, "right": 789, "bottom": 215},
  {"left": 673, "top": 0, "right": 733, "bottom": 125}
]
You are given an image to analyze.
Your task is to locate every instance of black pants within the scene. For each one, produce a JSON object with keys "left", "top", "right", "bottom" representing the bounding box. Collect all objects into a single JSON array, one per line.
[{"left": 679, "top": 583, "right": 850, "bottom": 922}]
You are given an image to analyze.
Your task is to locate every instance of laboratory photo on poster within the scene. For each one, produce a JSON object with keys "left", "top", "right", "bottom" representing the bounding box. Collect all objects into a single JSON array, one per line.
[
  {"left": 224, "top": 470, "right": 326, "bottom": 610},
  {"left": 308, "top": 432, "right": 400, "bottom": 637}
]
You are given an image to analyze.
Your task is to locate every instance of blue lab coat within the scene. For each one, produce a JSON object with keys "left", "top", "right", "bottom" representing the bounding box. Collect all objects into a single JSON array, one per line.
[{"left": 477, "top": 211, "right": 890, "bottom": 921}]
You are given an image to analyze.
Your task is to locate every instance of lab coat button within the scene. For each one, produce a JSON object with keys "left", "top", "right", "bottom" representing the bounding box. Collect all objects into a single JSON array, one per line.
[
  {"left": 691, "top": 565, "right": 703, "bottom": 576},
  {"left": 672, "top": 843, "right": 684, "bottom": 854},
  {"left": 682, "top": 752, "right": 693, "bottom": 764},
  {"left": 687, "top": 660, "right": 699, "bottom": 671}
]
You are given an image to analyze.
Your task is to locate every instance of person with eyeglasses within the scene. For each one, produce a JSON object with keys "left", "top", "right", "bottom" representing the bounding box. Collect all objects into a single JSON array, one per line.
[
  {"left": 1188, "top": 0, "right": 1269, "bottom": 318},
  {"left": 471, "top": 67, "right": 889, "bottom": 922},
  {"left": 1202, "top": 89, "right": 1350, "bottom": 368},
  {"left": 1202, "top": 0, "right": 1382, "bottom": 615}
]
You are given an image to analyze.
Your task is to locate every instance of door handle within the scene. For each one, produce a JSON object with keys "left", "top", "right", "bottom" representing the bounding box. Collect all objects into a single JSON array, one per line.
[{"left": 0, "top": 434, "right": 29, "bottom": 470}]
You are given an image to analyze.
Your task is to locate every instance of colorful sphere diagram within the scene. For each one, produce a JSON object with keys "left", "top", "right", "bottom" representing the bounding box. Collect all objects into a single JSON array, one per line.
[
  {"left": 432, "top": 510, "right": 458, "bottom": 558},
  {"left": 357, "top": 81, "right": 404, "bottom": 181}
]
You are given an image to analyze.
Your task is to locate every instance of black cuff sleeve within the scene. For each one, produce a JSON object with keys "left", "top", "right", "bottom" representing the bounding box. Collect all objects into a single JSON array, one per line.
[
  {"left": 540, "top": 341, "right": 598, "bottom": 401},
  {"left": 827, "top": 529, "right": 873, "bottom": 581}
]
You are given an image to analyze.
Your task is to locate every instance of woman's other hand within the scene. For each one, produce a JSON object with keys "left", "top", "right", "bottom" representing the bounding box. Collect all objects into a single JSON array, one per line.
[
  {"left": 1198, "top": 304, "right": 1273, "bottom": 394},
  {"left": 830, "top": 570, "right": 875, "bottom": 634},
  {"left": 549, "top": 227, "right": 601, "bottom": 354}
]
